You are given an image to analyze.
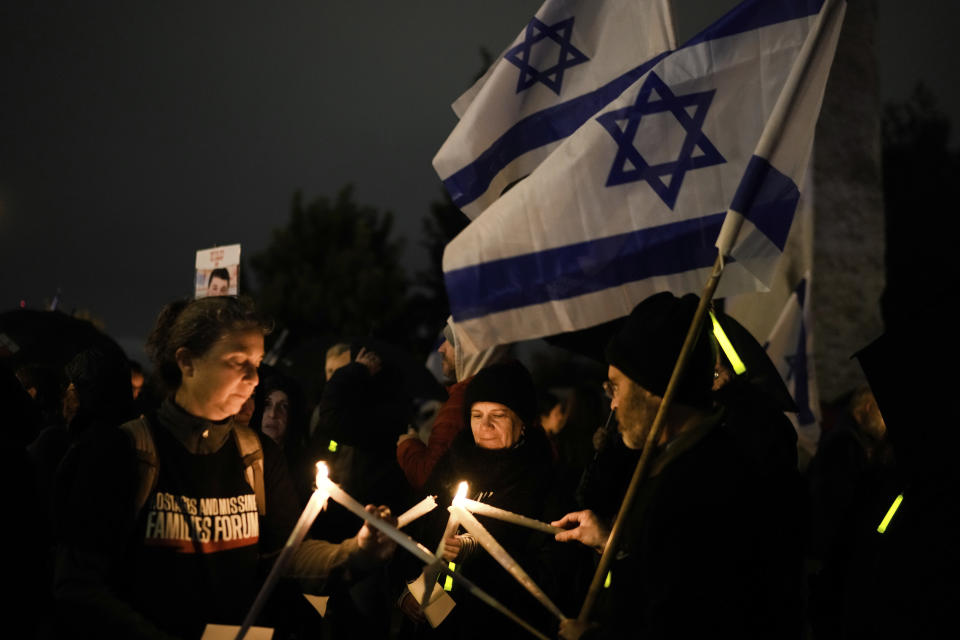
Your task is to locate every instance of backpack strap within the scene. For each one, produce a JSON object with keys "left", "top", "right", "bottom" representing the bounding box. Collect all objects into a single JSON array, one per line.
[
  {"left": 119, "top": 415, "right": 159, "bottom": 517},
  {"left": 233, "top": 425, "right": 266, "bottom": 516}
]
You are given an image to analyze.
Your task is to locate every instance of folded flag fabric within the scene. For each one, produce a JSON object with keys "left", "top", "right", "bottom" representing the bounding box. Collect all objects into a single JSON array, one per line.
[
  {"left": 443, "top": 0, "right": 845, "bottom": 352},
  {"left": 434, "top": 0, "right": 676, "bottom": 219}
]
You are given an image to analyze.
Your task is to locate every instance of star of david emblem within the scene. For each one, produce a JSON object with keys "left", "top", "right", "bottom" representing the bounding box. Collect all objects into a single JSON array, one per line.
[
  {"left": 596, "top": 72, "right": 725, "bottom": 209},
  {"left": 503, "top": 16, "right": 590, "bottom": 95}
]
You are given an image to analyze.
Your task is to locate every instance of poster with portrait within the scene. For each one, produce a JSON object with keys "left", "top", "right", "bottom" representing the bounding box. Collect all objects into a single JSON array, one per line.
[{"left": 195, "top": 244, "right": 241, "bottom": 298}]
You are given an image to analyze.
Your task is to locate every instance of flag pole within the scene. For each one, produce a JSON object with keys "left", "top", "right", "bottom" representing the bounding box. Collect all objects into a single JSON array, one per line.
[{"left": 577, "top": 253, "right": 724, "bottom": 622}]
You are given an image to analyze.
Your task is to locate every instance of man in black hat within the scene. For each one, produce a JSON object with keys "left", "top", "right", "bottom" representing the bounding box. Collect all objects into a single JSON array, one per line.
[{"left": 553, "top": 292, "right": 800, "bottom": 639}]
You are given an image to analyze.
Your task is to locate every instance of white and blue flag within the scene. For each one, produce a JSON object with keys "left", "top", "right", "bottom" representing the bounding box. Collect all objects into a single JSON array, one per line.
[
  {"left": 442, "top": 0, "right": 845, "bottom": 352},
  {"left": 434, "top": 0, "right": 677, "bottom": 219}
]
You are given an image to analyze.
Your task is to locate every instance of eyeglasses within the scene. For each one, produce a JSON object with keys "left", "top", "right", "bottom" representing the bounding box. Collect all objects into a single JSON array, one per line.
[{"left": 602, "top": 380, "right": 618, "bottom": 400}]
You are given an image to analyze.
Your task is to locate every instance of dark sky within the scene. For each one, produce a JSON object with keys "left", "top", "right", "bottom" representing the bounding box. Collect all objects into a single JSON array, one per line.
[{"left": 2, "top": 1, "right": 958, "bottom": 360}]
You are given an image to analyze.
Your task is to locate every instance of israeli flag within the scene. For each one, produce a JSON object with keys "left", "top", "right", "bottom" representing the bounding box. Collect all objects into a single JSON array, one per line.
[
  {"left": 764, "top": 276, "right": 821, "bottom": 461},
  {"left": 443, "top": 0, "right": 845, "bottom": 352},
  {"left": 434, "top": 0, "right": 676, "bottom": 219}
]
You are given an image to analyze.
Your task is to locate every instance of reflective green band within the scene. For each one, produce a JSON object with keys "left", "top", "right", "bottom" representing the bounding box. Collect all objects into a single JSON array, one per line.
[
  {"left": 710, "top": 311, "right": 747, "bottom": 375},
  {"left": 328, "top": 440, "right": 338, "bottom": 452},
  {"left": 877, "top": 493, "right": 904, "bottom": 534}
]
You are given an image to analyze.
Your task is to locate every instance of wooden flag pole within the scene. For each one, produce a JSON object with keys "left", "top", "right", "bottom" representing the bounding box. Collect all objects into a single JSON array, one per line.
[{"left": 577, "top": 253, "right": 725, "bottom": 623}]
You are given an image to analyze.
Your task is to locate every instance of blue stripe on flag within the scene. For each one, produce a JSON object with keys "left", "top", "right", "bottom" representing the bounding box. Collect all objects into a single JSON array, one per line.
[
  {"left": 446, "top": 213, "right": 726, "bottom": 320},
  {"left": 685, "top": 0, "right": 824, "bottom": 47},
  {"left": 442, "top": 53, "right": 669, "bottom": 208},
  {"left": 730, "top": 155, "right": 800, "bottom": 251}
]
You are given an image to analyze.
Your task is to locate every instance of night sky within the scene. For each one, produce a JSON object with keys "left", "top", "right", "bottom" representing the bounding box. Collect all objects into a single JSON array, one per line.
[{"left": 2, "top": 1, "right": 958, "bottom": 361}]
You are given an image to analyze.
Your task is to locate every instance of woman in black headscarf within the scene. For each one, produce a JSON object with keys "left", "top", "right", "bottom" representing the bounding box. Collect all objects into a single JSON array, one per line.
[{"left": 401, "top": 360, "right": 583, "bottom": 639}]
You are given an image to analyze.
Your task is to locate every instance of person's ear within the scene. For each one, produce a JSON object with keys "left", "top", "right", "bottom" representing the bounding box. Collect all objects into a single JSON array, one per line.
[{"left": 175, "top": 347, "right": 195, "bottom": 378}]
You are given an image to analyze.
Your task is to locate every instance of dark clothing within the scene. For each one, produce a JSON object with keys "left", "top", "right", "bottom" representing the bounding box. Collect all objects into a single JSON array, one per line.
[
  {"left": 576, "top": 425, "right": 641, "bottom": 520},
  {"left": 806, "top": 418, "right": 898, "bottom": 639},
  {"left": 53, "top": 398, "right": 367, "bottom": 640},
  {"left": 309, "top": 361, "right": 413, "bottom": 542},
  {"left": 587, "top": 412, "right": 803, "bottom": 639},
  {"left": 408, "top": 425, "right": 587, "bottom": 639}
]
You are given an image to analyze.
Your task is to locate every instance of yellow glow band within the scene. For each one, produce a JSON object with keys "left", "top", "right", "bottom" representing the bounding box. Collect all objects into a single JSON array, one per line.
[
  {"left": 877, "top": 493, "right": 904, "bottom": 534},
  {"left": 444, "top": 562, "right": 456, "bottom": 591},
  {"left": 710, "top": 311, "right": 747, "bottom": 375},
  {"left": 328, "top": 440, "right": 338, "bottom": 452},
  {"left": 603, "top": 570, "right": 612, "bottom": 589}
]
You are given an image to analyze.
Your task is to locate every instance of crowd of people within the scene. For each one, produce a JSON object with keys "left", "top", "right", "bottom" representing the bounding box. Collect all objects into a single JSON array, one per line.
[{"left": 6, "top": 289, "right": 950, "bottom": 639}]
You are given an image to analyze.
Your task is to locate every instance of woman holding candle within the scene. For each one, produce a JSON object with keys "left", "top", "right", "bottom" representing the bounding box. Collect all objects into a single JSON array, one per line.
[
  {"left": 400, "top": 360, "right": 583, "bottom": 638},
  {"left": 53, "top": 296, "right": 395, "bottom": 639}
]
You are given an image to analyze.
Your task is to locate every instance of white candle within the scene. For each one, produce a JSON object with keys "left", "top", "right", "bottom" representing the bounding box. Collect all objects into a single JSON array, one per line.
[
  {"left": 460, "top": 498, "right": 563, "bottom": 535},
  {"left": 319, "top": 475, "right": 438, "bottom": 565},
  {"left": 450, "top": 505, "right": 566, "bottom": 622},
  {"left": 319, "top": 477, "right": 550, "bottom": 639},
  {"left": 396, "top": 495, "right": 438, "bottom": 529},
  {"left": 421, "top": 482, "right": 468, "bottom": 605},
  {"left": 236, "top": 463, "right": 330, "bottom": 640},
  {"left": 436, "top": 482, "right": 468, "bottom": 557}
]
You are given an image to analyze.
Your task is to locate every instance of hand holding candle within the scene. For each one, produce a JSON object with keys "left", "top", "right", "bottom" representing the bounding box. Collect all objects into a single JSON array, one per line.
[
  {"left": 421, "top": 481, "right": 468, "bottom": 605},
  {"left": 320, "top": 477, "right": 548, "bottom": 640},
  {"left": 356, "top": 504, "right": 397, "bottom": 561},
  {"left": 450, "top": 495, "right": 566, "bottom": 622},
  {"left": 236, "top": 462, "right": 330, "bottom": 640},
  {"left": 436, "top": 482, "right": 467, "bottom": 557}
]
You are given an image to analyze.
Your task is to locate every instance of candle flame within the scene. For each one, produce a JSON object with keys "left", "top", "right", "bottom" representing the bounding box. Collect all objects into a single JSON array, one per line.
[
  {"left": 315, "top": 461, "right": 329, "bottom": 487},
  {"left": 314, "top": 462, "right": 331, "bottom": 509},
  {"left": 452, "top": 481, "right": 468, "bottom": 506}
]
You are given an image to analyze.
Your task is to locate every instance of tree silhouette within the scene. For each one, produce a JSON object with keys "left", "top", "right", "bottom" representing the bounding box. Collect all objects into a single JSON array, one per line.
[
  {"left": 412, "top": 189, "right": 469, "bottom": 332},
  {"left": 250, "top": 186, "right": 409, "bottom": 342},
  {"left": 881, "top": 85, "right": 960, "bottom": 331}
]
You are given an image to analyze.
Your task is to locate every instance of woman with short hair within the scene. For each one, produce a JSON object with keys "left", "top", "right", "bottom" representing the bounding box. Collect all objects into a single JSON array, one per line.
[
  {"left": 401, "top": 360, "right": 576, "bottom": 638},
  {"left": 54, "top": 296, "right": 394, "bottom": 639}
]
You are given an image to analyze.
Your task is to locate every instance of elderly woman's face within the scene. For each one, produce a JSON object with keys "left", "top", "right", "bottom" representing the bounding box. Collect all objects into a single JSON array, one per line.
[
  {"left": 262, "top": 390, "right": 290, "bottom": 444},
  {"left": 470, "top": 401, "right": 523, "bottom": 450}
]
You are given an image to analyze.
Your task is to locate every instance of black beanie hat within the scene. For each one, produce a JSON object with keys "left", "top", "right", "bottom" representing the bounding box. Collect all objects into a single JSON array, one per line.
[
  {"left": 463, "top": 360, "right": 537, "bottom": 428},
  {"left": 605, "top": 292, "right": 714, "bottom": 410}
]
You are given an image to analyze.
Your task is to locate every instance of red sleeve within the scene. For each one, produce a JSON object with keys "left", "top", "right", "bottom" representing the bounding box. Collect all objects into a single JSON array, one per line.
[{"left": 397, "top": 377, "right": 472, "bottom": 490}]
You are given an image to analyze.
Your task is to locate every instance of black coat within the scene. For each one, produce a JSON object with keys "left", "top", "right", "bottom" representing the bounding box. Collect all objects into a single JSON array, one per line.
[
  {"left": 589, "top": 416, "right": 803, "bottom": 639},
  {"left": 412, "top": 425, "right": 586, "bottom": 639}
]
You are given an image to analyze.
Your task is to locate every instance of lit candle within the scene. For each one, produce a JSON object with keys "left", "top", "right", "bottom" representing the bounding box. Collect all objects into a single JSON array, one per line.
[
  {"left": 235, "top": 462, "right": 330, "bottom": 640},
  {"left": 319, "top": 476, "right": 549, "bottom": 639},
  {"left": 449, "top": 504, "right": 566, "bottom": 622},
  {"left": 436, "top": 482, "right": 468, "bottom": 557},
  {"left": 421, "top": 482, "right": 468, "bottom": 604},
  {"left": 459, "top": 498, "right": 563, "bottom": 535},
  {"left": 318, "top": 472, "right": 438, "bottom": 565},
  {"left": 396, "top": 495, "right": 438, "bottom": 529}
]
